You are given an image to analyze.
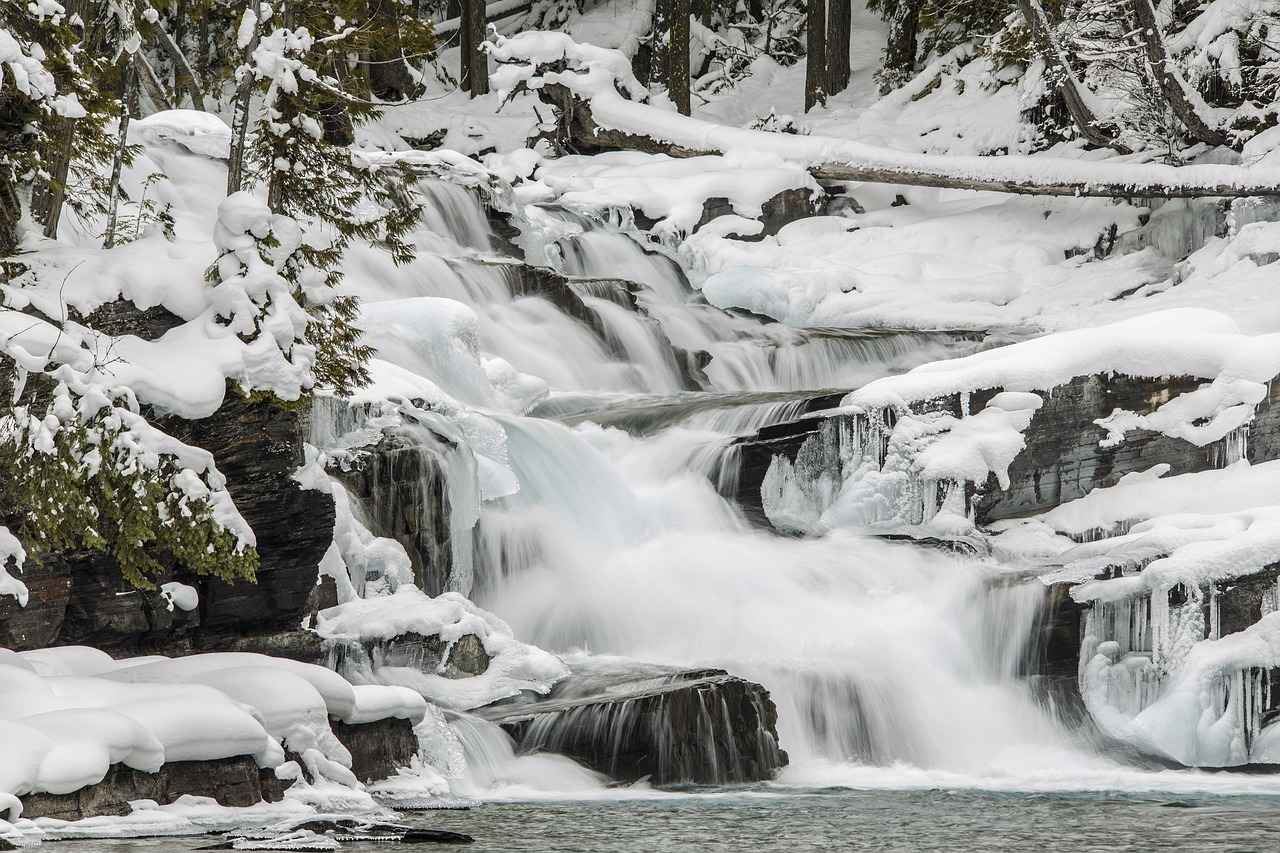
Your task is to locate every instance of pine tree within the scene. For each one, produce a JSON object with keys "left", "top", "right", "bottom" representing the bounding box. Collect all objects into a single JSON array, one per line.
[{"left": 239, "top": 7, "right": 424, "bottom": 397}]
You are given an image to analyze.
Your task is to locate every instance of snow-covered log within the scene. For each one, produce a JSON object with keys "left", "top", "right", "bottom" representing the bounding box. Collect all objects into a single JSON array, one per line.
[{"left": 491, "top": 32, "right": 1280, "bottom": 200}]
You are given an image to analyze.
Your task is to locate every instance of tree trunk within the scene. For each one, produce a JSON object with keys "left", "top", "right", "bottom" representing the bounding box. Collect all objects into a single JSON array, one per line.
[
  {"left": 1132, "top": 0, "right": 1228, "bottom": 147},
  {"left": 104, "top": 61, "right": 138, "bottom": 249},
  {"left": 651, "top": 0, "right": 672, "bottom": 93},
  {"left": 1017, "top": 0, "right": 1129, "bottom": 153},
  {"left": 368, "top": 0, "right": 423, "bottom": 101},
  {"left": 459, "top": 0, "right": 472, "bottom": 91},
  {"left": 135, "top": 52, "right": 175, "bottom": 112},
  {"left": 136, "top": 0, "right": 209, "bottom": 111},
  {"left": 534, "top": 80, "right": 1273, "bottom": 199},
  {"left": 826, "top": 0, "right": 851, "bottom": 97},
  {"left": 805, "top": 0, "right": 826, "bottom": 111},
  {"left": 227, "top": 22, "right": 260, "bottom": 196},
  {"left": 879, "top": 0, "right": 920, "bottom": 94},
  {"left": 669, "top": 0, "right": 690, "bottom": 114},
  {"left": 461, "top": 0, "right": 489, "bottom": 96}
]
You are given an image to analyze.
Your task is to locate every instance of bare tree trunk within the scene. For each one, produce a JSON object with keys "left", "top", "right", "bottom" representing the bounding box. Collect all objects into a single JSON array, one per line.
[
  {"left": 227, "top": 17, "right": 261, "bottom": 195},
  {"left": 1132, "top": 0, "right": 1228, "bottom": 147},
  {"left": 461, "top": 0, "right": 489, "bottom": 96},
  {"left": 669, "top": 0, "right": 690, "bottom": 114},
  {"left": 1017, "top": 0, "right": 1129, "bottom": 153},
  {"left": 535, "top": 80, "right": 1266, "bottom": 199},
  {"left": 136, "top": 0, "right": 209, "bottom": 111},
  {"left": 879, "top": 0, "right": 920, "bottom": 94},
  {"left": 459, "top": 0, "right": 473, "bottom": 91},
  {"left": 104, "top": 61, "right": 138, "bottom": 249},
  {"left": 651, "top": 0, "right": 672, "bottom": 93},
  {"left": 805, "top": 0, "right": 826, "bottom": 111},
  {"left": 826, "top": 0, "right": 851, "bottom": 97},
  {"left": 134, "top": 52, "right": 175, "bottom": 112}
]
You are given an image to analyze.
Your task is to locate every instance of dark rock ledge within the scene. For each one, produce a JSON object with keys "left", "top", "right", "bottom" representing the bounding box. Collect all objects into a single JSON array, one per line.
[{"left": 18, "top": 716, "right": 419, "bottom": 822}]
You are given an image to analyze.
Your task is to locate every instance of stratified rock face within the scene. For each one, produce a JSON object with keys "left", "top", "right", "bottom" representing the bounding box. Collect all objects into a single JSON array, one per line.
[
  {"left": 479, "top": 668, "right": 787, "bottom": 786},
  {"left": 165, "top": 392, "right": 336, "bottom": 648},
  {"left": 331, "top": 426, "right": 459, "bottom": 597},
  {"left": 1023, "top": 582, "right": 1088, "bottom": 725},
  {"left": 972, "top": 373, "right": 1231, "bottom": 524},
  {"left": 0, "top": 388, "right": 336, "bottom": 656},
  {"left": 331, "top": 717, "right": 420, "bottom": 785},
  {"left": 19, "top": 756, "right": 275, "bottom": 821}
]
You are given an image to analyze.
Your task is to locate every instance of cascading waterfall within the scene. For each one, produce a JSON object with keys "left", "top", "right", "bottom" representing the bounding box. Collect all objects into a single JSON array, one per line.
[{"left": 353, "top": 177, "right": 1164, "bottom": 792}]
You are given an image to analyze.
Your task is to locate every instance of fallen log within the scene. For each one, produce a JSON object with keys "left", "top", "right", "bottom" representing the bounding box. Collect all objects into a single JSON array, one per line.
[{"left": 490, "top": 33, "right": 1280, "bottom": 200}]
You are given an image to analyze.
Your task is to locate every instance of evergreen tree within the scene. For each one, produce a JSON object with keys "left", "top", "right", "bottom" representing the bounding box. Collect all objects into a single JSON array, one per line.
[{"left": 239, "top": 6, "right": 425, "bottom": 397}]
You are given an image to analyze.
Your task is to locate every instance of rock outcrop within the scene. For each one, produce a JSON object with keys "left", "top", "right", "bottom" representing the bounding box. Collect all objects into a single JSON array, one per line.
[{"left": 478, "top": 667, "right": 787, "bottom": 786}]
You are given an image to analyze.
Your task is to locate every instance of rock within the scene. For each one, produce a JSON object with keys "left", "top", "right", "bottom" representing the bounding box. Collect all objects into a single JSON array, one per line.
[
  {"left": 1024, "top": 581, "right": 1088, "bottom": 725},
  {"left": 81, "top": 299, "right": 183, "bottom": 341},
  {"left": 478, "top": 667, "right": 787, "bottom": 786},
  {"left": 1217, "top": 565, "right": 1280, "bottom": 639},
  {"left": 971, "top": 373, "right": 1225, "bottom": 523},
  {"left": 329, "top": 631, "right": 491, "bottom": 681},
  {"left": 331, "top": 717, "right": 420, "bottom": 784},
  {"left": 329, "top": 426, "right": 462, "bottom": 597},
  {"left": 728, "top": 392, "right": 848, "bottom": 527},
  {"left": 20, "top": 756, "right": 272, "bottom": 821},
  {"left": 162, "top": 389, "right": 336, "bottom": 648}
]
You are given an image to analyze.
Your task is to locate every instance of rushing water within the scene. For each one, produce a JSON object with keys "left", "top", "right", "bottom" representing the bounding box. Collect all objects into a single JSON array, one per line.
[{"left": 342, "top": 180, "right": 1280, "bottom": 828}]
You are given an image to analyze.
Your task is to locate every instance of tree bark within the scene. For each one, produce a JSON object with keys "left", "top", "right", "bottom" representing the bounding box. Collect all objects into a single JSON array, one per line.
[
  {"left": 879, "top": 0, "right": 920, "bottom": 94},
  {"left": 805, "top": 0, "right": 826, "bottom": 111},
  {"left": 227, "top": 25, "right": 260, "bottom": 196},
  {"left": 136, "top": 0, "right": 209, "bottom": 111},
  {"left": 461, "top": 0, "right": 489, "bottom": 96},
  {"left": 104, "top": 61, "right": 137, "bottom": 249},
  {"left": 1132, "top": 0, "right": 1229, "bottom": 147},
  {"left": 134, "top": 52, "right": 175, "bottom": 112},
  {"left": 1017, "top": 0, "right": 1129, "bottom": 153},
  {"left": 826, "top": 0, "right": 851, "bottom": 97},
  {"left": 669, "top": 0, "right": 690, "bottom": 114}
]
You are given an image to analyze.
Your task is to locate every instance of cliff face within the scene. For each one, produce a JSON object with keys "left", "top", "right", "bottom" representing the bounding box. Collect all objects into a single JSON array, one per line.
[{"left": 0, "top": 387, "right": 336, "bottom": 659}]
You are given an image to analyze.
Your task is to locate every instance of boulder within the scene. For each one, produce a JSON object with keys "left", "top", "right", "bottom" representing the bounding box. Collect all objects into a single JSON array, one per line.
[{"left": 478, "top": 667, "right": 787, "bottom": 786}]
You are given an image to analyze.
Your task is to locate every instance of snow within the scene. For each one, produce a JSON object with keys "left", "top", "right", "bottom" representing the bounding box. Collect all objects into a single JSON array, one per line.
[
  {"left": 0, "top": 644, "right": 447, "bottom": 835},
  {"left": 314, "top": 586, "right": 569, "bottom": 710},
  {"left": 489, "top": 31, "right": 1280, "bottom": 195}
]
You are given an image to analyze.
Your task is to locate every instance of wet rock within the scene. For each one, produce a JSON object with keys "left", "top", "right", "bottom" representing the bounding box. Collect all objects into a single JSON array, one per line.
[
  {"left": 1024, "top": 582, "right": 1088, "bottom": 725},
  {"left": 479, "top": 667, "right": 787, "bottom": 786},
  {"left": 20, "top": 756, "right": 271, "bottom": 821},
  {"left": 329, "top": 631, "right": 491, "bottom": 681},
  {"left": 728, "top": 393, "right": 848, "bottom": 527},
  {"left": 329, "top": 426, "right": 460, "bottom": 596},
  {"left": 331, "top": 717, "right": 420, "bottom": 784},
  {"left": 1216, "top": 565, "right": 1280, "bottom": 640}
]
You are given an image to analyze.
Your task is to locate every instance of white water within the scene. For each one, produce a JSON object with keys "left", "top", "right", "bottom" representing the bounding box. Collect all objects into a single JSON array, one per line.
[{"left": 388, "top": 184, "right": 1280, "bottom": 797}]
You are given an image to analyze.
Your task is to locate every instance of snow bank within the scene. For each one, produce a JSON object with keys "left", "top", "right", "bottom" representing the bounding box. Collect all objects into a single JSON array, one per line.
[
  {"left": 315, "top": 585, "right": 569, "bottom": 710},
  {"left": 0, "top": 645, "right": 436, "bottom": 831},
  {"left": 489, "top": 31, "right": 1280, "bottom": 196},
  {"left": 533, "top": 150, "right": 820, "bottom": 238}
]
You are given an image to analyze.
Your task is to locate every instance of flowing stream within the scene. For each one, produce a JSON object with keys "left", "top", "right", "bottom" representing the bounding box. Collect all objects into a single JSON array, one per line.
[{"left": 362, "top": 181, "right": 1280, "bottom": 803}]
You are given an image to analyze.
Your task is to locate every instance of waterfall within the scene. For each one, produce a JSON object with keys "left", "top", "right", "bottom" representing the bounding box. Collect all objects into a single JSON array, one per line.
[
  {"left": 349, "top": 174, "right": 1163, "bottom": 791},
  {"left": 468, "top": 410, "right": 1087, "bottom": 779}
]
